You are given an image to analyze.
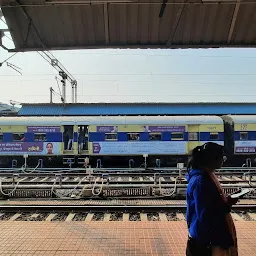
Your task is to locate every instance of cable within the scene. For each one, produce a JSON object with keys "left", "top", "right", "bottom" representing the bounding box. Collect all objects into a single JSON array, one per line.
[
  {"left": 11, "top": 73, "right": 256, "bottom": 76},
  {"left": 38, "top": 51, "right": 75, "bottom": 82},
  {"left": 51, "top": 176, "right": 87, "bottom": 198},
  {"left": 47, "top": 51, "right": 74, "bottom": 79},
  {"left": 92, "top": 177, "right": 105, "bottom": 196},
  {"left": 0, "top": 17, "right": 7, "bottom": 25},
  {"left": 153, "top": 175, "right": 178, "bottom": 198},
  {"left": 1, "top": 78, "right": 256, "bottom": 86},
  {"left": 2, "top": 34, "right": 13, "bottom": 41},
  {"left": 0, "top": 178, "right": 20, "bottom": 196},
  {"left": 0, "top": 52, "right": 18, "bottom": 65},
  {"left": 20, "top": 161, "right": 41, "bottom": 174},
  {"left": 20, "top": 93, "right": 256, "bottom": 97}
]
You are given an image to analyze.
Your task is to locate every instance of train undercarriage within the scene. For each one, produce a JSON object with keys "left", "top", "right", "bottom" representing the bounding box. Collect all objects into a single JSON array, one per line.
[{"left": 0, "top": 154, "right": 255, "bottom": 169}]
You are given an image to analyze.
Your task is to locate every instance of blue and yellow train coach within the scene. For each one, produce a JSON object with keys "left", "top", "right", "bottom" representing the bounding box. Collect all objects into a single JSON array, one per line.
[
  {"left": 88, "top": 116, "right": 224, "bottom": 167},
  {"left": 222, "top": 115, "right": 256, "bottom": 166},
  {"left": 0, "top": 116, "right": 224, "bottom": 168}
]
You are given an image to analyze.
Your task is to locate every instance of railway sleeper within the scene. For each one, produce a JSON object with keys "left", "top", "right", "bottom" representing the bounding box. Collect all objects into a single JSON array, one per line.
[{"left": 0, "top": 211, "right": 255, "bottom": 222}]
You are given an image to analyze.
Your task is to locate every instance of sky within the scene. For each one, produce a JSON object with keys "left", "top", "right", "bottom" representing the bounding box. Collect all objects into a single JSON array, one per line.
[{"left": 0, "top": 16, "right": 256, "bottom": 105}]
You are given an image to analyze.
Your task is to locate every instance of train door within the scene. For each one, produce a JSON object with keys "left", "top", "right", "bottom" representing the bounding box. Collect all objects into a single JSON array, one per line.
[
  {"left": 78, "top": 125, "right": 88, "bottom": 154},
  {"left": 63, "top": 125, "right": 74, "bottom": 153}
]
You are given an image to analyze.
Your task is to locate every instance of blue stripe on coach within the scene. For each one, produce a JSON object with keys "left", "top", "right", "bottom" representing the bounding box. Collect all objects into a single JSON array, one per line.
[{"left": 200, "top": 132, "right": 224, "bottom": 141}]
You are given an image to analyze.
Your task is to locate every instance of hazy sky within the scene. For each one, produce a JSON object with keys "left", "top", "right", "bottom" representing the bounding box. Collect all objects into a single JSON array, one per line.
[{"left": 1, "top": 17, "right": 256, "bottom": 105}]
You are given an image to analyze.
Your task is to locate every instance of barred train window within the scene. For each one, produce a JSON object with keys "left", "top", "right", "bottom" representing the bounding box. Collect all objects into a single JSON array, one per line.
[
  {"left": 34, "top": 133, "right": 46, "bottom": 141},
  {"left": 240, "top": 132, "right": 248, "bottom": 140},
  {"left": 13, "top": 133, "right": 24, "bottom": 141},
  {"left": 0, "top": 134, "right": 2, "bottom": 142},
  {"left": 210, "top": 133, "right": 219, "bottom": 140},
  {"left": 189, "top": 132, "right": 198, "bottom": 141},
  {"left": 171, "top": 132, "right": 184, "bottom": 140},
  {"left": 149, "top": 133, "right": 161, "bottom": 141},
  {"left": 128, "top": 133, "right": 140, "bottom": 141},
  {"left": 105, "top": 133, "right": 117, "bottom": 141}
]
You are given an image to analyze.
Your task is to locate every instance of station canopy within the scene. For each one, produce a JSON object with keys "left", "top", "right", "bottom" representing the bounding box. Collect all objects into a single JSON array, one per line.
[{"left": 0, "top": 0, "right": 255, "bottom": 51}]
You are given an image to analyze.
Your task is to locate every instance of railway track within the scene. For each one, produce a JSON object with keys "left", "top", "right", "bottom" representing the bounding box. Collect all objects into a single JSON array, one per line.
[
  {"left": 0, "top": 171, "right": 255, "bottom": 184},
  {"left": 0, "top": 199, "right": 256, "bottom": 221},
  {"left": 0, "top": 166, "right": 256, "bottom": 174},
  {"left": 0, "top": 170, "right": 255, "bottom": 199},
  {"left": 1, "top": 198, "right": 256, "bottom": 211}
]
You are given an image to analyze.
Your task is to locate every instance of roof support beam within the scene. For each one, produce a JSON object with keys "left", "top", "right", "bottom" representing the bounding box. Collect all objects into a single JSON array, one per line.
[
  {"left": 227, "top": 0, "right": 241, "bottom": 44},
  {"left": 1, "top": 0, "right": 253, "bottom": 6},
  {"left": 103, "top": 3, "right": 109, "bottom": 44},
  {"left": 8, "top": 43, "right": 256, "bottom": 52}
]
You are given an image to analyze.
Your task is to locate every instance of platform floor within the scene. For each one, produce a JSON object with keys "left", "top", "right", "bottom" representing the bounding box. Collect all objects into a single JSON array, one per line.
[{"left": 0, "top": 221, "right": 255, "bottom": 256}]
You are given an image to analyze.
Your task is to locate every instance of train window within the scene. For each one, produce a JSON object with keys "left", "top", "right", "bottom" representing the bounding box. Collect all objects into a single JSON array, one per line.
[
  {"left": 0, "top": 134, "right": 2, "bottom": 141},
  {"left": 34, "top": 133, "right": 46, "bottom": 141},
  {"left": 128, "top": 133, "right": 140, "bottom": 141},
  {"left": 149, "top": 133, "right": 161, "bottom": 141},
  {"left": 189, "top": 132, "right": 198, "bottom": 141},
  {"left": 210, "top": 133, "right": 219, "bottom": 140},
  {"left": 13, "top": 133, "right": 24, "bottom": 141},
  {"left": 240, "top": 132, "right": 248, "bottom": 140},
  {"left": 171, "top": 132, "right": 184, "bottom": 140},
  {"left": 105, "top": 133, "right": 117, "bottom": 141}
]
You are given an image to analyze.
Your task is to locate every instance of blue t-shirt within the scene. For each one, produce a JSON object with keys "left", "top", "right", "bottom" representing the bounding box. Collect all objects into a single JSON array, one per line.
[{"left": 186, "top": 169, "right": 233, "bottom": 249}]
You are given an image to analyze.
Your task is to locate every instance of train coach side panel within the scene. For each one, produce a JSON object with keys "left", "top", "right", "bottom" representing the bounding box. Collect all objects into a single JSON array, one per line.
[
  {"left": 199, "top": 124, "right": 224, "bottom": 145},
  {"left": 0, "top": 124, "right": 63, "bottom": 156},
  {"left": 234, "top": 123, "right": 256, "bottom": 154},
  {"left": 187, "top": 124, "right": 224, "bottom": 153},
  {"left": 88, "top": 124, "right": 189, "bottom": 155}
]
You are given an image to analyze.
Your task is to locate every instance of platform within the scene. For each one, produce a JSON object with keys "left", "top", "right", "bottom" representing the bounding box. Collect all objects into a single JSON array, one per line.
[{"left": 0, "top": 221, "right": 255, "bottom": 255}]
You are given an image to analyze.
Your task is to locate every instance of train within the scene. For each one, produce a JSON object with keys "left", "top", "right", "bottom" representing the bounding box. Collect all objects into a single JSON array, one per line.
[{"left": 0, "top": 115, "right": 255, "bottom": 168}]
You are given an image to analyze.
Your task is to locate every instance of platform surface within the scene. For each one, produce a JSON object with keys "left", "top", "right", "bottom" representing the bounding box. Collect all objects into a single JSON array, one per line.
[{"left": 0, "top": 221, "right": 256, "bottom": 255}]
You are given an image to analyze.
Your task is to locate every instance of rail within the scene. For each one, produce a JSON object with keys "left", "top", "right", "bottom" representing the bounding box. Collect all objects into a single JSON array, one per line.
[
  {"left": 0, "top": 167, "right": 256, "bottom": 175},
  {"left": 0, "top": 201, "right": 256, "bottom": 213}
]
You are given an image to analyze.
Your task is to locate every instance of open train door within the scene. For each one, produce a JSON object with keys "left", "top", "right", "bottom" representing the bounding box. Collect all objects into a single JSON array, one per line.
[{"left": 61, "top": 121, "right": 76, "bottom": 165}]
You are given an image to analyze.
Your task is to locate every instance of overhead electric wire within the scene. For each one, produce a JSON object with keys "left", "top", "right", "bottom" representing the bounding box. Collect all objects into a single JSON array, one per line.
[
  {"left": 0, "top": 52, "right": 18, "bottom": 64},
  {"left": 1, "top": 73, "right": 256, "bottom": 76},
  {"left": 0, "top": 17, "right": 7, "bottom": 25},
  {"left": 46, "top": 51, "right": 74, "bottom": 79},
  {"left": 24, "top": 93, "right": 256, "bottom": 97}
]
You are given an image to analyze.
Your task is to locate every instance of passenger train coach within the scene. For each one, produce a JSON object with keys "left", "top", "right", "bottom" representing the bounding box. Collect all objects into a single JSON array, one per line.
[{"left": 0, "top": 115, "right": 254, "bottom": 168}]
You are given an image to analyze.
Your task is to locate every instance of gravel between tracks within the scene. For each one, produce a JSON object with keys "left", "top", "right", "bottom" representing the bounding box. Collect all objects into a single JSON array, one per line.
[
  {"left": 166, "top": 212, "right": 179, "bottom": 221},
  {"left": 0, "top": 212, "right": 13, "bottom": 221},
  {"left": 110, "top": 212, "right": 123, "bottom": 221},
  {"left": 52, "top": 212, "right": 69, "bottom": 221},
  {"left": 73, "top": 212, "right": 88, "bottom": 221},
  {"left": 92, "top": 212, "right": 104, "bottom": 221},
  {"left": 147, "top": 213, "right": 159, "bottom": 221},
  {"left": 129, "top": 213, "right": 141, "bottom": 221}
]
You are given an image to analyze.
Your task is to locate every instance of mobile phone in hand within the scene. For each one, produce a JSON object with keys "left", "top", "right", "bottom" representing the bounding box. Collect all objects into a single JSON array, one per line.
[{"left": 230, "top": 188, "right": 252, "bottom": 199}]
